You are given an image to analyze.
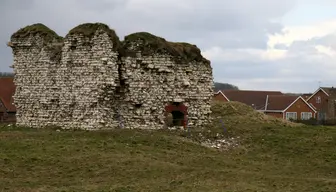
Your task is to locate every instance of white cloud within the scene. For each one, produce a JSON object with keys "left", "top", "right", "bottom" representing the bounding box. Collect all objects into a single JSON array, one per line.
[
  {"left": 202, "top": 47, "right": 287, "bottom": 63},
  {"left": 268, "top": 19, "right": 336, "bottom": 48},
  {"left": 203, "top": 14, "right": 336, "bottom": 93},
  {"left": 315, "top": 45, "right": 336, "bottom": 56}
]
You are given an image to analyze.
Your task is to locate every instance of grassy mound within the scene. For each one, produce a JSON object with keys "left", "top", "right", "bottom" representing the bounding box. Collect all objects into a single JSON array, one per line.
[
  {"left": 11, "top": 23, "right": 63, "bottom": 42},
  {"left": 66, "top": 23, "right": 121, "bottom": 50},
  {"left": 122, "top": 32, "right": 208, "bottom": 63},
  {"left": 0, "top": 102, "right": 334, "bottom": 191},
  {"left": 211, "top": 100, "right": 300, "bottom": 127},
  {"left": 207, "top": 101, "right": 301, "bottom": 138},
  {"left": 184, "top": 101, "right": 301, "bottom": 148},
  {"left": 1, "top": 122, "right": 336, "bottom": 191}
]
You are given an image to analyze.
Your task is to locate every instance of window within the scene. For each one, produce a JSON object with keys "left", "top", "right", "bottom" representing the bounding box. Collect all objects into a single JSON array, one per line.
[
  {"left": 301, "top": 112, "right": 312, "bottom": 120},
  {"left": 316, "top": 96, "right": 321, "bottom": 103},
  {"left": 286, "top": 112, "right": 297, "bottom": 120}
]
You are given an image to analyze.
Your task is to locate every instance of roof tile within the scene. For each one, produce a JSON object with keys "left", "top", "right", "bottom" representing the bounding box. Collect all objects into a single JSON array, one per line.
[
  {"left": 221, "top": 90, "right": 283, "bottom": 110},
  {"left": 266, "top": 95, "right": 299, "bottom": 111}
]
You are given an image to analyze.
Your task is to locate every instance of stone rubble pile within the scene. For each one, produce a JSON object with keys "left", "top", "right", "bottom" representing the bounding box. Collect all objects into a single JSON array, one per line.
[
  {"left": 201, "top": 137, "right": 239, "bottom": 150},
  {"left": 190, "top": 132, "right": 239, "bottom": 150},
  {"left": 9, "top": 23, "right": 214, "bottom": 130}
]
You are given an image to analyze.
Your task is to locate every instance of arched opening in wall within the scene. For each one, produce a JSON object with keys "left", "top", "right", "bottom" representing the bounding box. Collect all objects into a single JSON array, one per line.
[
  {"left": 171, "top": 110, "right": 184, "bottom": 126},
  {"left": 164, "top": 102, "right": 188, "bottom": 128}
]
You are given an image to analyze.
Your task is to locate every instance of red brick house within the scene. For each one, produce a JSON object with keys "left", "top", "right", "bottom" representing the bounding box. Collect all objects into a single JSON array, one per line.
[
  {"left": 305, "top": 87, "right": 336, "bottom": 121},
  {"left": 214, "top": 90, "right": 283, "bottom": 110},
  {"left": 214, "top": 90, "right": 317, "bottom": 121},
  {"left": 0, "top": 77, "right": 16, "bottom": 122},
  {"left": 264, "top": 95, "right": 317, "bottom": 120}
]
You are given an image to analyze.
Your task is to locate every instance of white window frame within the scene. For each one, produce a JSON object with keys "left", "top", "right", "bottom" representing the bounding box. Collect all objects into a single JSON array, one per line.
[
  {"left": 316, "top": 96, "right": 321, "bottom": 103},
  {"left": 301, "top": 112, "right": 312, "bottom": 120},
  {"left": 285, "top": 112, "right": 297, "bottom": 120}
]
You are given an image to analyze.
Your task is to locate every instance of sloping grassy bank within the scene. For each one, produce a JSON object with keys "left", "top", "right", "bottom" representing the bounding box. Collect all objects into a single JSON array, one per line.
[{"left": 0, "top": 102, "right": 335, "bottom": 191}]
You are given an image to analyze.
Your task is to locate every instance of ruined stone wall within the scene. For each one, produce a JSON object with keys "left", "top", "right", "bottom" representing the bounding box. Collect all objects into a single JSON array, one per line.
[
  {"left": 55, "top": 29, "right": 120, "bottom": 130},
  {"left": 9, "top": 23, "right": 213, "bottom": 130},
  {"left": 118, "top": 53, "right": 212, "bottom": 129},
  {"left": 10, "top": 32, "right": 62, "bottom": 127}
]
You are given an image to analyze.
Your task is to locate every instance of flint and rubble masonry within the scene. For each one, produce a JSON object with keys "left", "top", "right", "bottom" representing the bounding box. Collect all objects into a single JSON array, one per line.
[{"left": 8, "top": 23, "right": 214, "bottom": 130}]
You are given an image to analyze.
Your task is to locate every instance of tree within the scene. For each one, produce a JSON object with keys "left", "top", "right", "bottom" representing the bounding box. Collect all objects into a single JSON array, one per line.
[
  {"left": 214, "top": 82, "right": 239, "bottom": 92},
  {"left": 0, "top": 72, "right": 14, "bottom": 77}
]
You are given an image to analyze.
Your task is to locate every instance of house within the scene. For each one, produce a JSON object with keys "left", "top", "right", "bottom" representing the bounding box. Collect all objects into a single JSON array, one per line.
[
  {"left": 214, "top": 90, "right": 283, "bottom": 110},
  {"left": 306, "top": 87, "right": 336, "bottom": 121},
  {"left": 213, "top": 89, "right": 317, "bottom": 121},
  {"left": 0, "top": 77, "right": 16, "bottom": 122},
  {"left": 263, "top": 95, "right": 317, "bottom": 120}
]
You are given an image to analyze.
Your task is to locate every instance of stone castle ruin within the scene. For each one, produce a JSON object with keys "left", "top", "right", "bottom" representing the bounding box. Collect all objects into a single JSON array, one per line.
[{"left": 7, "top": 23, "right": 214, "bottom": 130}]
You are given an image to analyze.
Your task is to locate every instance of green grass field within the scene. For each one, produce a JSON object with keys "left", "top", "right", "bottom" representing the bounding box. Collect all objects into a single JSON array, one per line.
[{"left": 1, "top": 102, "right": 336, "bottom": 191}]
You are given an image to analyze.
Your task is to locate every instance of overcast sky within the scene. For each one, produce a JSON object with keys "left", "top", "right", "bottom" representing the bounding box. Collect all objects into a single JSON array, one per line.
[{"left": 1, "top": 0, "right": 336, "bottom": 93}]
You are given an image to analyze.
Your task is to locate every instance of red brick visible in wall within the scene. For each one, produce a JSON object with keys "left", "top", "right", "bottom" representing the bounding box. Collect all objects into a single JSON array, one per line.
[
  {"left": 165, "top": 103, "right": 188, "bottom": 128},
  {"left": 285, "top": 98, "right": 316, "bottom": 120},
  {"left": 307, "top": 89, "right": 328, "bottom": 111},
  {"left": 265, "top": 112, "right": 283, "bottom": 119},
  {"left": 213, "top": 92, "right": 229, "bottom": 102},
  {"left": 0, "top": 112, "right": 16, "bottom": 123}
]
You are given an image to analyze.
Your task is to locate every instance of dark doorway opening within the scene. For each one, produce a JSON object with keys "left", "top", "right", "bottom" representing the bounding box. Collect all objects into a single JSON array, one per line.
[
  {"left": 171, "top": 110, "right": 184, "bottom": 126},
  {"left": 164, "top": 102, "right": 188, "bottom": 128}
]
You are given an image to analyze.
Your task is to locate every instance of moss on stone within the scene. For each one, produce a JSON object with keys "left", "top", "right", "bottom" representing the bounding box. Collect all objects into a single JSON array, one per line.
[
  {"left": 10, "top": 23, "right": 209, "bottom": 63},
  {"left": 122, "top": 32, "right": 168, "bottom": 55},
  {"left": 11, "top": 23, "right": 63, "bottom": 42},
  {"left": 122, "top": 32, "right": 208, "bottom": 63},
  {"left": 124, "top": 32, "right": 166, "bottom": 45},
  {"left": 169, "top": 42, "right": 205, "bottom": 62},
  {"left": 66, "top": 23, "right": 121, "bottom": 50},
  {"left": 46, "top": 42, "right": 63, "bottom": 62}
]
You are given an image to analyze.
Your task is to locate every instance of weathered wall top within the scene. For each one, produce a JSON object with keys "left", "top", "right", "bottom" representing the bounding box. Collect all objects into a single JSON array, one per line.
[
  {"left": 9, "top": 22, "right": 209, "bottom": 64},
  {"left": 123, "top": 32, "right": 208, "bottom": 63},
  {"left": 11, "top": 23, "right": 63, "bottom": 43},
  {"left": 66, "top": 23, "right": 121, "bottom": 51}
]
